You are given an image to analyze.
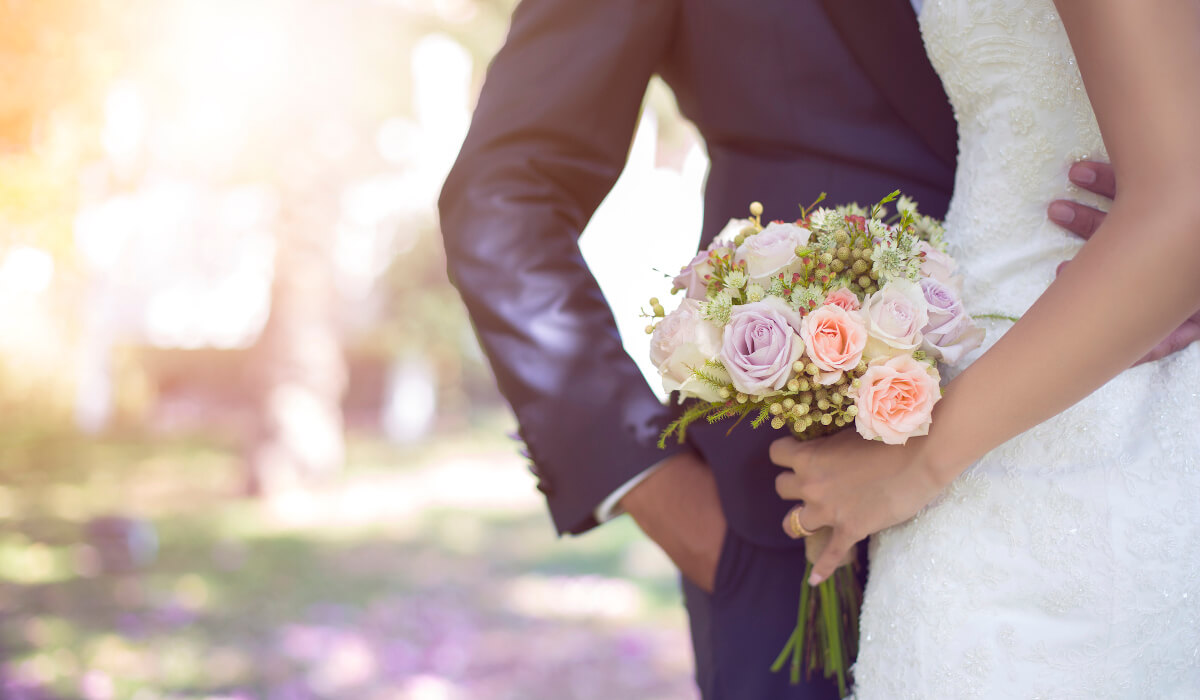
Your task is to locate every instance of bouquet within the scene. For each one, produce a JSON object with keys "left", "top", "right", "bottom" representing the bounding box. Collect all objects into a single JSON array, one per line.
[{"left": 645, "top": 192, "right": 984, "bottom": 695}]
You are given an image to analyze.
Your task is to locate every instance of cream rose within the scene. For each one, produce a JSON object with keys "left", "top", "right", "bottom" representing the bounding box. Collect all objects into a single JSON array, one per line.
[
  {"left": 650, "top": 299, "right": 728, "bottom": 402},
  {"left": 713, "top": 218, "right": 755, "bottom": 246},
  {"left": 861, "top": 279, "right": 929, "bottom": 360},
  {"left": 854, "top": 354, "right": 941, "bottom": 445},
  {"left": 734, "top": 222, "right": 810, "bottom": 285}
]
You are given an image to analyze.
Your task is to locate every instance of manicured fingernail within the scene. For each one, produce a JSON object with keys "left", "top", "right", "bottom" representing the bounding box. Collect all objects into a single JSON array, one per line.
[
  {"left": 808, "top": 573, "right": 823, "bottom": 586},
  {"left": 1048, "top": 201, "right": 1075, "bottom": 224},
  {"left": 1070, "top": 164, "right": 1096, "bottom": 185}
]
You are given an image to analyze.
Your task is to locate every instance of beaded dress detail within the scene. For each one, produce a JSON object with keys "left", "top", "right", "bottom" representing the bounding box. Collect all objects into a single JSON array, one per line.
[{"left": 851, "top": 1, "right": 1200, "bottom": 697}]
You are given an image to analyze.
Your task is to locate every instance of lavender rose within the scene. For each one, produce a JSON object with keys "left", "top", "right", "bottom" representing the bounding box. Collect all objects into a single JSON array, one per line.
[
  {"left": 735, "top": 222, "right": 810, "bottom": 285},
  {"left": 719, "top": 296, "right": 804, "bottom": 397},
  {"left": 650, "top": 299, "right": 727, "bottom": 402},
  {"left": 861, "top": 279, "right": 930, "bottom": 360},
  {"left": 918, "top": 241, "right": 959, "bottom": 289},
  {"left": 919, "top": 278, "right": 985, "bottom": 365}
]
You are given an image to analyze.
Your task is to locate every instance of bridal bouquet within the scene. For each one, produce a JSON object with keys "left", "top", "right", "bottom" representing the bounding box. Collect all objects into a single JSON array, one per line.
[{"left": 645, "top": 192, "right": 983, "bottom": 694}]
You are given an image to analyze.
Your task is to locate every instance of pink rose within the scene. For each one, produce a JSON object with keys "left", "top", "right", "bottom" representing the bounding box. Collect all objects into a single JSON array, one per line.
[
  {"left": 919, "top": 278, "right": 985, "bottom": 366},
  {"left": 799, "top": 304, "right": 867, "bottom": 385},
  {"left": 734, "top": 222, "right": 810, "bottom": 285},
  {"left": 672, "top": 250, "right": 715, "bottom": 300},
  {"left": 918, "top": 241, "right": 958, "bottom": 288},
  {"left": 650, "top": 299, "right": 727, "bottom": 402},
  {"left": 823, "top": 287, "right": 861, "bottom": 312},
  {"left": 719, "top": 296, "right": 804, "bottom": 397},
  {"left": 854, "top": 354, "right": 941, "bottom": 445},
  {"left": 861, "top": 279, "right": 929, "bottom": 360}
]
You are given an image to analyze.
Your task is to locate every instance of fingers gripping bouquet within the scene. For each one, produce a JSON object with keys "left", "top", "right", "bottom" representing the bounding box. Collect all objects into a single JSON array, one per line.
[{"left": 645, "top": 192, "right": 983, "bottom": 694}]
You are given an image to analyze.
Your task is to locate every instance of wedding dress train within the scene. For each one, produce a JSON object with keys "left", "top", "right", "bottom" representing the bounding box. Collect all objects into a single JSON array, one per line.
[{"left": 852, "top": 1, "right": 1200, "bottom": 697}]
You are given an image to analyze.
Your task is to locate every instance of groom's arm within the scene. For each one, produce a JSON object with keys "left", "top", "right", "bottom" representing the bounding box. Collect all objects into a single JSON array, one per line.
[
  {"left": 1048, "top": 161, "right": 1200, "bottom": 363},
  {"left": 439, "top": 0, "right": 692, "bottom": 536}
]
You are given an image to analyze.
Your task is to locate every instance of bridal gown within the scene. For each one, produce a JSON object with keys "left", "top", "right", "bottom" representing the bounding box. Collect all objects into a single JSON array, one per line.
[{"left": 852, "top": 1, "right": 1200, "bottom": 697}]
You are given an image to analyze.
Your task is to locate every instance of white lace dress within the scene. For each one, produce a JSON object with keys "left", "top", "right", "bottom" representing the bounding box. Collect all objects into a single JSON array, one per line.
[{"left": 851, "top": 1, "right": 1200, "bottom": 697}]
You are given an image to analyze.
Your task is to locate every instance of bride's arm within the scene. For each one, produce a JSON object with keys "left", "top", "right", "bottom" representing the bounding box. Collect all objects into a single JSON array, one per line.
[
  {"left": 772, "top": 0, "right": 1200, "bottom": 584},
  {"left": 927, "top": 0, "right": 1200, "bottom": 479}
]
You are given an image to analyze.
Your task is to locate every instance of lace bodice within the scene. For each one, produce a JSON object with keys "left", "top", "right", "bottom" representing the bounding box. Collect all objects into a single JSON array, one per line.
[
  {"left": 924, "top": 0, "right": 1108, "bottom": 320},
  {"left": 850, "top": 2, "right": 1200, "bottom": 698}
]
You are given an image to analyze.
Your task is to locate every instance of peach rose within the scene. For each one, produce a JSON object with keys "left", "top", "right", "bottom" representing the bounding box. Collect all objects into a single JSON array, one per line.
[
  {"left": 823, "top": 287, "right": 861, "bottom": 312},
  {"left": 854, "top": 355, "right": 941, "bottom": 445},
  {"left": 799, "top": 304, "right": 867, "bottom": 385}
]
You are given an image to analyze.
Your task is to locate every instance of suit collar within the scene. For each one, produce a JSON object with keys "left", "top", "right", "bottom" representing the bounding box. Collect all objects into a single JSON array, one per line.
[{"left": 818, "top": 0, "right": 958, "bottom": 168}]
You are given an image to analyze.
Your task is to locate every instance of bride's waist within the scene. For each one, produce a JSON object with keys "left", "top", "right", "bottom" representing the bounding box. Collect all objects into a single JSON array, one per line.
[{"left": 947, "top": 218, "right": 1082, "bottom": 316}]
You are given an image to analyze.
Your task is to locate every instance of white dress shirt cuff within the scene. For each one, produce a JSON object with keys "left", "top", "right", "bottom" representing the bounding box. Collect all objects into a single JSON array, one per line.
[{"left": 594, "top": 458, "right": 669, "bottom": 523}]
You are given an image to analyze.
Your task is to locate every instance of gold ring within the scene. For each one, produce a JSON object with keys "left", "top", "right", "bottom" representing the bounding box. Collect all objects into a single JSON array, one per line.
[{"left": 784, "top": 506, "right": 814, "bottom": 539}]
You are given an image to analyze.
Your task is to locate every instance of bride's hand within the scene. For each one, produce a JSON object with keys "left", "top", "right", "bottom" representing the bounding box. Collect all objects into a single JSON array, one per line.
[{"left": 771, "top": 430, "right": 949, "bottom": 585}]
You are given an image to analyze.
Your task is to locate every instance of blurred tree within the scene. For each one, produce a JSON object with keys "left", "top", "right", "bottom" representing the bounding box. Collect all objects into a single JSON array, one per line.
[
  {"left": 0, "top": 0, "right": 524, "bottom": 443},
  {"left": 0, "top": 0, "right": 134, "bottom": 257}
]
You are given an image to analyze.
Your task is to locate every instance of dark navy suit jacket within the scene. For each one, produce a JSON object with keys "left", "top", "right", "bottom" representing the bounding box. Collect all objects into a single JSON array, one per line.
[{"left": 439, "top": 0, "right": 957, "bottom": 549}]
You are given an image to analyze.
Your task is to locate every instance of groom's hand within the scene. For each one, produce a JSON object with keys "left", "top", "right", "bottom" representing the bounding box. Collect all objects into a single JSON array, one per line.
[
  {"left": 621, "top": 451, "right": 726, "bottom": 594},
  {"left": 1049, "top": 161, "right": 1200, "bottom": 364}
]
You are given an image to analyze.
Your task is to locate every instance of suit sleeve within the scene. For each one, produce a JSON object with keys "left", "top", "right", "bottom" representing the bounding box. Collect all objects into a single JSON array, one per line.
[{"left": 438, "top": 0, "right": 686, "bottom": 535}]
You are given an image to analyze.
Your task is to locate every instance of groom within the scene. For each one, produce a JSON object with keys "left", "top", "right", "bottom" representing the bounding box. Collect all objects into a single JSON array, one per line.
[{"left": 438, "top": 0, "right": 1196, "bottom": 697}]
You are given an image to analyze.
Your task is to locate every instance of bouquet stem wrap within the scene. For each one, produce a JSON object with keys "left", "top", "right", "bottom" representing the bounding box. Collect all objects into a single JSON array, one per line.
[{"left": 770, "top": 555, "right": 861, "bottom": 696}]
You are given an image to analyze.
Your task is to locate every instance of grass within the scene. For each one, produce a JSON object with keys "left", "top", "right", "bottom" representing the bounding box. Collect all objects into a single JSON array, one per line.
[{"left": 0, "top": 414, "right": 695, "bottom": 699}]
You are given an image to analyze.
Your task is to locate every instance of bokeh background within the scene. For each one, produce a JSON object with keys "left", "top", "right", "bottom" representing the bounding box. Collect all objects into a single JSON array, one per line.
[{"left": 0, "top": 1, "right": 711, "bottom": 698}]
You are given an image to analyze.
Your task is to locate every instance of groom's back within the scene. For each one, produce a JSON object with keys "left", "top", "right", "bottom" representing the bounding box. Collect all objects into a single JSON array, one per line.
[{"left": 440, "top": 0, "right": 957, "bottom": 547}]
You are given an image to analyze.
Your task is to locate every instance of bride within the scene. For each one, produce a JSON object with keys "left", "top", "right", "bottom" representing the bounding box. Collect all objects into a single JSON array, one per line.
[{"left": 772, "top": 0, "right": 1200, "bottom": 696}]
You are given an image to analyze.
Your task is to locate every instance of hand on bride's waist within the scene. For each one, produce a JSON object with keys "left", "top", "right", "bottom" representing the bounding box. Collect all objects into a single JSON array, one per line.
[{"left": 1049, "top": 160, "right": 1200, "bottom": 365}]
